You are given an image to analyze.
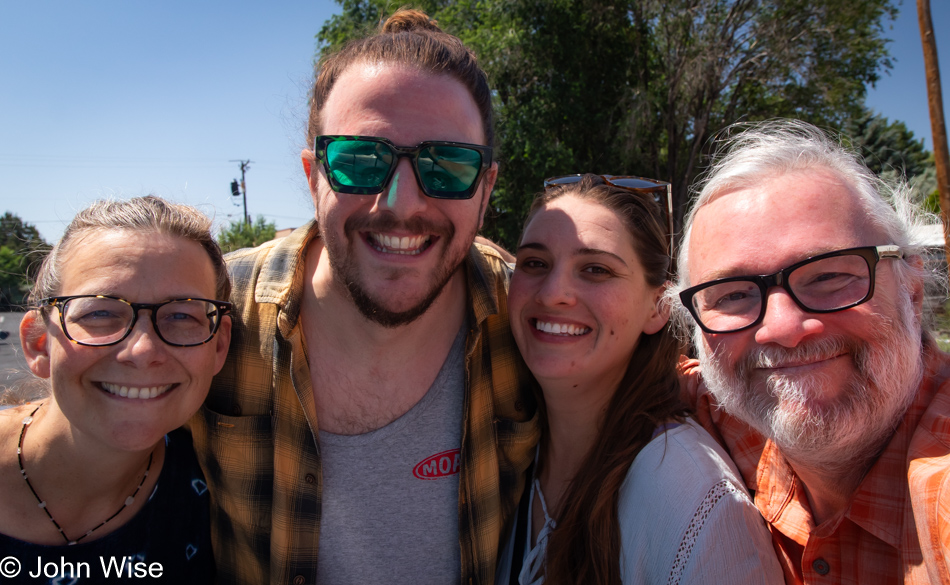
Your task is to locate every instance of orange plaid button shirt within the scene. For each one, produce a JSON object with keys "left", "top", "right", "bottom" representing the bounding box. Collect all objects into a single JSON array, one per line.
[
  {"left": 187, "top": 222, "right": 539, "bottom": 585},
  {"left": 686, "top": 341, "right": 950, "bottom": 584}
]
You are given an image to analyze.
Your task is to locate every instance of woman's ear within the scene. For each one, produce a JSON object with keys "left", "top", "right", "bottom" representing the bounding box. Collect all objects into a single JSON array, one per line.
[
  {"left": 642, "top": 282, "right": 671, "bottom": 336},
  {"left": 20, "top": 310, "right": 52, "bottom": 379}
]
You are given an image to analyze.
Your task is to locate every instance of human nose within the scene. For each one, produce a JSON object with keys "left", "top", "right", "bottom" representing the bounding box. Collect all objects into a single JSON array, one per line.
[
  {"left": 115, "top": 311, "right": 169, "bottom": 366},
  {"left": 535, "top": 266, "right": 576, "bottom": 307},
  {"left": 753, "top": 287, "right": 824, "bottom": 348},
  {"left": 374, "top": 157, "right": 428, "bottom": 219}
]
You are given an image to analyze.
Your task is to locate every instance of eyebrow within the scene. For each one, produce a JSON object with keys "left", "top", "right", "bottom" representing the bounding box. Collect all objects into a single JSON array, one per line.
[
  {"left": 517, "top": 242, "right": 629, "bottom": 267},
  {"left": 696, "top": 245, "right": 857, "bottom": 282}
]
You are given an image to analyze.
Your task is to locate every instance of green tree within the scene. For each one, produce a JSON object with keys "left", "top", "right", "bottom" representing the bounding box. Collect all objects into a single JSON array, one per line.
[
  {"left": 218, "top": 216, "right": 278, "bottom": 253},
  {"left": 317, "top": 0, "right": 897, "bottom": 249},
  {"left": 846, "top": 108, "right": 931, "bottom": 178},
  {"left": 0, "top": 213, "right": 49, "bottom": 310},
  {"left": 845, "top": 109, "right": 939, "bottom": 212}
]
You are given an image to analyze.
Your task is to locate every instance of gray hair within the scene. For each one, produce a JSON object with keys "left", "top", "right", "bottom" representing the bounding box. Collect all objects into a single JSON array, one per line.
[
  {"left": 671, "top": 119, "right": 942, "bottom": 336},
  {"left": 30, "top": 195, "right": 231, "bottom": 306}
]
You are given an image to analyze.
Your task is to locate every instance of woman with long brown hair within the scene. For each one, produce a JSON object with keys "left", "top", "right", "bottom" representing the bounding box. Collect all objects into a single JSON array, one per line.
[{"left": 497, "top": 175, "right": 781, "bottom": 584}]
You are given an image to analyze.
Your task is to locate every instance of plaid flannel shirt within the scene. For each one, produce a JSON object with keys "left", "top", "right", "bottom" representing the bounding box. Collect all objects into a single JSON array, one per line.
[
  {"left": 686, "top": 341, "right": 950, "bottom": 584},
  {"left": 188, "top": 221, "right": 539, "bottom": 585}
]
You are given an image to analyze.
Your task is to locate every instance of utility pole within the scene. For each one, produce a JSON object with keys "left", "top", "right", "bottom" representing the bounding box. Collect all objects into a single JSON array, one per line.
[
  {"left": 917, "top": 0, "right": 950, "bottom": 267},
  {"left": 229, "top": 159, "right": 253, "bottom": 225}
]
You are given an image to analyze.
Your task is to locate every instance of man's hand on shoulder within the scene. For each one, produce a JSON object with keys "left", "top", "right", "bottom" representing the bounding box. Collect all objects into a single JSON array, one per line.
[{"left": 678, "top": 355, "right": 702, "bottom": 405}]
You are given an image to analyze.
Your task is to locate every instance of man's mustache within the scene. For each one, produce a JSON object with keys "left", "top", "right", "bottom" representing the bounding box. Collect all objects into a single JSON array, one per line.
[{"left": 344, "top": 212, "right": 453, "bottom": 240}]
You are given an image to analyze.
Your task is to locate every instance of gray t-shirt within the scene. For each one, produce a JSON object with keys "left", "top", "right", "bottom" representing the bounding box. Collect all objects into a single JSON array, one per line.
[{"left": 316, "top": 325, "right": 467, "bottom": 585}]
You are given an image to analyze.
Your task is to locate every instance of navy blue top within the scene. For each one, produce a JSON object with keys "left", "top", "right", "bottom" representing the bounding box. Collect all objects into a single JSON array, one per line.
[{"left": 1, "top": 428, "right": 214, "bottom": 583}]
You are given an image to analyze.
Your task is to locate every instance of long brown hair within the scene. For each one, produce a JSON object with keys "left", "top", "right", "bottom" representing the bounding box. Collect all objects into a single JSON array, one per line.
[
  {"left": 524, "top": 175, "right": 687, "bottom": 585},
  {"left": 306, "top": 9, "right": 494, "bottom": 147}
]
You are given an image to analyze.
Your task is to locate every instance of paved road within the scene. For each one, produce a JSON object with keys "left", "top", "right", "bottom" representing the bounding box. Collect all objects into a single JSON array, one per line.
[{"left": 0, "top": 312, "right": 29, "bottom": 386}]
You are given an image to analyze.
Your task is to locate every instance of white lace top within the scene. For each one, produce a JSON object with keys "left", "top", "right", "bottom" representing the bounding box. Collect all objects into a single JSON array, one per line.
[{"left": 495, "top": 418, "right": 783, "bottom": 585}]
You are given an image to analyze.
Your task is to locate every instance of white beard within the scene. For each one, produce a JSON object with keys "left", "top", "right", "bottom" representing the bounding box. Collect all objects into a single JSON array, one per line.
[{"left": 697, "top": 293, "right": 924, "bottom": 473}]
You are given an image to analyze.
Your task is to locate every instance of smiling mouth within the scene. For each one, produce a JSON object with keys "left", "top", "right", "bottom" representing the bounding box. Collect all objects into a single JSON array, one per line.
[
  {"left": 366, "top": 233, "right": 433, "bottom": 256},
  {"left": 756, "top": 354, "right": 846, "bottom": 373},
  {"left": 100, "top": 382, "right": 175, "bottom": 399},
  {"left": 534, "top": 319, "right": 591, "bottom": 336}
]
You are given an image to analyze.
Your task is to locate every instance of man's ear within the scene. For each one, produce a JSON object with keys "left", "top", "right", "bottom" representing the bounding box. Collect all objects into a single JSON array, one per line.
[
  {"left": 906, "top": 253, "right": 926, "bottom": 316},
  {"left": 302, "top": 149, "right": 318, "bottom": 187},
  {"left": 20, "top": 310, "right": 51, "bottom": 379},
  {"left": 476, "top": 163, "right": 498, "bottom": 231},
  {"left": 302, "top": 149, "right": 321, "bottom": 212}
]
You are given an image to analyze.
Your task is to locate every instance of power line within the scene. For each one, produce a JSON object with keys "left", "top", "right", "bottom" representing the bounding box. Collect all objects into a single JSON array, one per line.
[{"left": 228, "top": 160, "right": 252, "bottom": 225}]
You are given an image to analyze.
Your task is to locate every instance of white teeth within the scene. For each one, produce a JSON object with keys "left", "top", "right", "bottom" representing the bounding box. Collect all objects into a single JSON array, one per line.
[
  {"left": 534, "top": 320, "right": 590, "bottom": 336},
  {"left": 101, "top": 382, "right": 173, "bottom": 400},
  {"left": 371, "top": 233, "right": 429, "bottom": 255}
]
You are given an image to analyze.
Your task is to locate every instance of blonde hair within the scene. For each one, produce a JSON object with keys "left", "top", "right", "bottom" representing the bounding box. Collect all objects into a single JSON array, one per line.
[{"left": 30, "top": 195, "right": 230, "bottom": 305}]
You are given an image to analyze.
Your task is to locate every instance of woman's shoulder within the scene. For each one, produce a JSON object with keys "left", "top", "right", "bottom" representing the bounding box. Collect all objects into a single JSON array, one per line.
[
  {"left": 617, "top": 418, "right": 754, "bottom": 561},
  {"left": 617, "top": 419, "right": 783, "bottom": 584},
  {"left": 623, "top": 418, "right": 746, "bottom": 495}
]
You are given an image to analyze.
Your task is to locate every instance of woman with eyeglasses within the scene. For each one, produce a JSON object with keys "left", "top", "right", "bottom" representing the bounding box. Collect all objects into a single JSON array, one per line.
[
  {"left": 0, "top": 196, "right": 230, "bottom": 582},
  {"left": 496, "top": 175, "right": 782, "bottom": 584}
]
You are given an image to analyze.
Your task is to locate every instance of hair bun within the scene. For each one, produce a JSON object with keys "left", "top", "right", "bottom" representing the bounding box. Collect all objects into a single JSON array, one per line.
[{"left": 381, "top": 9, "right": 442, "bottom": 34}]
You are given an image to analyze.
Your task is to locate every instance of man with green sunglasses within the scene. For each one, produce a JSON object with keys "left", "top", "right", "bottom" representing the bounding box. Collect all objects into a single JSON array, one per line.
[{"left": 188, "top": 9, "right": 538, "bottom": 585}]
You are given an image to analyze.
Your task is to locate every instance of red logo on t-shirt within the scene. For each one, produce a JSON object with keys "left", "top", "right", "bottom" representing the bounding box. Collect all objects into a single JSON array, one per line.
[{"left": 413, "top": 449, "right": 461, "bottom": 480}]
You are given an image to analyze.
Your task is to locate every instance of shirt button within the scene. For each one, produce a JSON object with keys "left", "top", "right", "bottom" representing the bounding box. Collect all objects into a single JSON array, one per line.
[
  {"left": 292, "top": 576, "right": 305, "bottom": 585},
  {"left": 812, "top": 558, "right": 830, "bottom": 575},
  {"left": 305, "top": 473, "right": 316, "bottom": 485}
]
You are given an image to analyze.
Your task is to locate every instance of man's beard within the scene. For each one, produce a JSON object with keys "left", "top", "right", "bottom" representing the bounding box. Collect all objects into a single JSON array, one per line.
[
  {"left": 697, "top": 294, "right": 924, "bottom": 472},
  {"left": 321, "top": 211, "right": 472, "bottom": 329}
]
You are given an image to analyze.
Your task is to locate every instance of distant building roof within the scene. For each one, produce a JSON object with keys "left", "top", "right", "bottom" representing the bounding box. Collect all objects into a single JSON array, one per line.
[{"left": 912, "top": 224, "right": 945, "bottom": 247}]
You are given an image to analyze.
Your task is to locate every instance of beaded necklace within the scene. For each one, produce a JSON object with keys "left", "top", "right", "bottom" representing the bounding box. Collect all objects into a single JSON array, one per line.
[{"left": 16, "top": 405, "right": 153, "bottom": 545}]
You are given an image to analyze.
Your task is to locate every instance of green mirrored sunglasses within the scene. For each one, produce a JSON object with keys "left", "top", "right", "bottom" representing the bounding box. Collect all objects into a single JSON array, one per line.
[{"left": 314, "top": 135, "right": 493, "bottom": 200}]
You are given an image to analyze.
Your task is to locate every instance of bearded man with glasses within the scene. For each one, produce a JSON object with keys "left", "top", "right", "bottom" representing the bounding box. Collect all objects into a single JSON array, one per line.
[
  {"left": 186, "top": 9, "right": 537, "bottom": 585},
  {"left": 675, "top": 120, "right": 950, "bottom": 584}
]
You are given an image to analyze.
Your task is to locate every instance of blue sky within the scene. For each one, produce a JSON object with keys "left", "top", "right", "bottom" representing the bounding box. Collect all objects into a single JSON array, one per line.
[{"left": 1, "top": 1, "right": 948, "bottom": 243}]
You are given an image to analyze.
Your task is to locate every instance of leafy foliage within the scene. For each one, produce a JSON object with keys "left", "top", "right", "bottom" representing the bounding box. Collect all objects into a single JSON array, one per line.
[
  {"left": 845, "top": 108, "right": 938, "bottom": 211},
  {"left": 0, "top": 212, "right": 50, "bottom": 310},
  {"left": 316, "top": 0, "right": 898, "bottom": 249},
  {"left": 218, "top": 216, "right": 278, "bottom": 254},
  {"left": 846, "top": 108, "right": 931, "bottom": 178}
]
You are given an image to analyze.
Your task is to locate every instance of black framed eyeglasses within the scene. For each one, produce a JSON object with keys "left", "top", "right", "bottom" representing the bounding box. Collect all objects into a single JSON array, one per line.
[
  {"left": 544, "top": 174, "right": 675, "bottom": 257},
  {"left": 314, "top": 135, "right": 493, "bottom": 200},
  {"left": 679, "top": 245, "right": 904, "bottom": 334},
  {"left": 40, "top": 295, "right": 232, "bottom": 347}
]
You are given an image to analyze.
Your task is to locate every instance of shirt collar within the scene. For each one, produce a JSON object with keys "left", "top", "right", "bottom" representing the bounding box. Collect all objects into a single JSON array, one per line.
[
  {"left": 755, "top": 339, "right": 945, "bottom": 550},
  {"left": 849, "top": 340, "right": 947, "bottom": 546}
]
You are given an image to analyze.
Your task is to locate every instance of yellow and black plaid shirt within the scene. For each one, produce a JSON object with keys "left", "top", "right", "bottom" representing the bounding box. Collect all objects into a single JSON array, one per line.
[{"left": 188, "top": 221, "right": 539, "bottom": 585}]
